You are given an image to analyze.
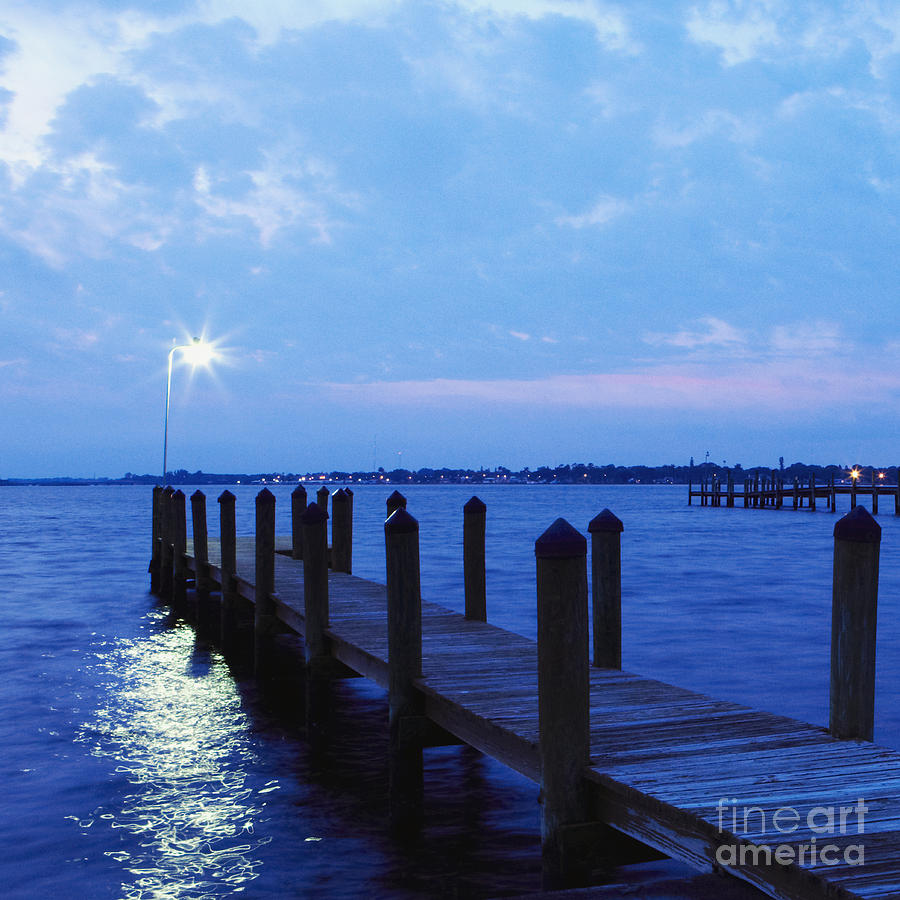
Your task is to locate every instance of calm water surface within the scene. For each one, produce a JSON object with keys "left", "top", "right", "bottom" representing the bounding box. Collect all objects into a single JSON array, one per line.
[{"left": 2, "top": 484, "right": 898, "bottom": 898}]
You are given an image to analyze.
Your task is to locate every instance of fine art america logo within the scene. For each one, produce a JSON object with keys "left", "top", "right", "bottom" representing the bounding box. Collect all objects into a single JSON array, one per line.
[{"left": 715, "top": 798, "right": 867, "bottom": 867}]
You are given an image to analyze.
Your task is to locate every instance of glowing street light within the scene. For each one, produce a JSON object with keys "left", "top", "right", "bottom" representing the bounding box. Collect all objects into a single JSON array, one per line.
[
  {"left": 850, "top": 468, "right": 861, "bottom": 482},
  {"left": 162, "top": 336, "right": 217, "bottom": 483}
]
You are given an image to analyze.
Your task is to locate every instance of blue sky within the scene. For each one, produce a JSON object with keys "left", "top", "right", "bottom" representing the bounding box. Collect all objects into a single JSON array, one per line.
[{"left": 2, "top": 0, "right": 899, "bottom": 477}]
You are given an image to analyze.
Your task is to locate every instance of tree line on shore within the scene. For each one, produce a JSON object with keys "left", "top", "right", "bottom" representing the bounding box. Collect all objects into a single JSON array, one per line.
[{"left": 5, "top": 460, "right": 896, "bottom": 487}]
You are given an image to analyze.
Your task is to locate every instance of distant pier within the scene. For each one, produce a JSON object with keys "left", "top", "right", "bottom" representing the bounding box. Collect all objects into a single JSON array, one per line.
[
  {"left": 689, "top": 472, "right": 900, "bottom": 514},
  {"left": 149, "top": 485, "right": 900, "bottom": 898}
]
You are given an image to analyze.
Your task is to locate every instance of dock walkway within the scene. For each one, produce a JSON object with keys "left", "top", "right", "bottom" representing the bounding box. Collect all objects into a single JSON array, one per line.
[{"left": 152, "top": 487, "right": 900, "bottom": 900}]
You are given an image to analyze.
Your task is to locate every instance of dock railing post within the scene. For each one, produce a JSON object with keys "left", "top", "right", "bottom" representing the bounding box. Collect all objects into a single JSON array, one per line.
[
  {"left": 291, "top": 485, "right": 307, "bottom": 560},
  {"left": 464, "top": 496, "right": 487, "bottom": 621},
  {"left": 589, "top": 509, "right": 623, "bottom": 669},
  {"left": 302, "top": 501, "right": 331, "bottom": 742},
  {"left": 218, "top": 490, "right": 239, "bottom": 651},
  {"left": 190, "top": 490, "right": 210, "bottom": 623},
  {"left": 687, "top": 479, "right": 692, "bottom": 505},
  {"left": 873, "top": 472, "right": 879, "bottom": 515},
  {"left": 172, "top": 490, "right": 187, "bottom": 605},
  {"left": 159, "top": 487, "right": 174, "bottom": 597},
  {"left": 317, "top": 485, "right": 330, "bottom": 519},
  {"left": 387, "top": 489, "right": 407, "bottom": 517},
  {"left": 743, "top": 478, "right": 749, "bottom": 508},
  {"left": 254, "top": 488, "right": 277, "bottom": 678},
  {"left": 331, "top": 488, "right": 352, "bottom": 574},
  {"left": 851, "top": 476, "right": 858, "bottom": 509},
  {"left": 830, "top": 506, "right": 880, "bottom": 742},
  {"left": 810, "top": 475, "right": 817, "bottom": 511},
  {"left": 536, "top": 518, "right": 591, "bottom": 888},
  {"left": 385, "top": 506, "right": 424, "bottom": 833},
  {"left": 150, "top": 486, "right": 162, "bottom": 593},
  {"left": 727, "top": 473, "right": 734, "bottom": 508}
]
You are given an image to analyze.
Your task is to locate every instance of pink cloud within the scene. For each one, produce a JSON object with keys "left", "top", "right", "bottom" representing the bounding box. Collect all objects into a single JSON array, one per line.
[{"left": 318, "top": 361, "right": 900, "bottom": 413}]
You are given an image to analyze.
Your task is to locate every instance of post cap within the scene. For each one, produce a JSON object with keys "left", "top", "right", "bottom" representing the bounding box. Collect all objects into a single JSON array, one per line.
[
  {"left": 291, "top": 484, "right": 307, "bottom": 497},
  {"left": 834, "top": 505, "right": 881, "bottom": 544},
  {"left": 464, "top": 496, "right": 486, "bottom": 513},
  {"left": 256, "top": 487, "right": 275, "bottom": 503},
  {"left": 191, "top": 489, "right": 205, "bottom": 501},
  {"left": 162, "top": 485, "right": 174, "bottom": 496},
  {"left": 172, "top": 489, "right": 185, "bottom": 500},
  {"left": 344, "top": 487, "right": 353, "bottom": 496},
  {"left": 385, "top": 507, "right": 418, "bottom": 534},
  {"left": 535, "top": 518, "right": 586, "bottom": 558},
  {"left": 387, "top": 490, "right": 407, "bottom": 508},
  {"left": 588, "top": 509, "right": 623, "bottom": 534},
  {"left": 301, "top": 501, "right": 328, "bottom": 524},
  {"left": 217, "top": 489, "right": 235, "bottom": 503},
  {"left": 333, "top": 488, "right": 348, "bottom": 501}
]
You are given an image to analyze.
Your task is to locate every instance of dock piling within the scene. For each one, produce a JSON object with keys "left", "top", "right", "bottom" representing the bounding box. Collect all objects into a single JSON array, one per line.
[
  {"left": 331, "top": 488, "right": 352, "bottom": 574},
  {"left": 159, "top": 487, "right": 174, "bottom": 597},
  {"left": 830, "top": 506, "right": 881, "bottom": 741},
  {"left": 316, "top": 485, "right": 330, "bottom": 517},
  {"left": 588, "top": 509, "right": 623, "bottom": 669},
  {"left": 150, "top": 485, "right": 162, "bottom": 592},
  {"left": 217, "top": 490, "right": 240, "bottom": 651},
  {"left": 463, "top": 496, "right": 487, "bottom": 621},
  {"left": 385, "top": 507, "right": 424, "bottom": 833},
  {"left": 172, "top": 490, "right": 187, "bottom": 605},
  {"left": 535, "top": 518, "right": 591, "bottom": 888},
  {"left": 291, "top": 485, "right": 307, "bottom": 560},
  {"left": 254, "top": 488, "right": 277, "bottom": 678},
  {"left": 302, "top": 501, "right": 332, "bottom": 743},
  {"left": 386, "top": 489, "right": 407, "bottom": 518}
]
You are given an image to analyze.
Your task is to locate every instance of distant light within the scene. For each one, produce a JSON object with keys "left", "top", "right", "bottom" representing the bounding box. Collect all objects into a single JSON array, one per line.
[
  {"left": 879, "top": 472, "right": 886, "bottom": 480},
  {"left": 850, "top": 468, "right": 861, "bottom": 481}
]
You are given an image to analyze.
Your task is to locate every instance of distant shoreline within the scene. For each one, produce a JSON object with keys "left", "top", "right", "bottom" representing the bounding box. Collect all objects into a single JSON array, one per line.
[{"left": 2, "top": 460, "right": 892, "bottom": 488}]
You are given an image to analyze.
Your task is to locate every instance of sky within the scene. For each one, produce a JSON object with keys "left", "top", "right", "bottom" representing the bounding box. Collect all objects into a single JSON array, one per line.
[{"left": 2, "top": 0, "right": 900, "bottom": 477}]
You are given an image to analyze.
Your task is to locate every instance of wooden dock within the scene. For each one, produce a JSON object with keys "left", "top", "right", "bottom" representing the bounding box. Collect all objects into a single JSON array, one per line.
[
  {"left": 151, "top": 486, "right": 900, "bottom": 899},
  {"left": 690, "top": 473, "right": 900, "bottom": 514}
]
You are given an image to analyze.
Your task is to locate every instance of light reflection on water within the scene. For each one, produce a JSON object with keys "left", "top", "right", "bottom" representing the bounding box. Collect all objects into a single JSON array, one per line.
[{"left": 76, "top": 612, "right": 271, "bottom": 899}]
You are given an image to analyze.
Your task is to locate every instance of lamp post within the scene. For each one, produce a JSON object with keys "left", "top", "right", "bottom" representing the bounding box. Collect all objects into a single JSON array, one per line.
[{"left": 163, "top": 337, "right": 215, "bottom": 484}]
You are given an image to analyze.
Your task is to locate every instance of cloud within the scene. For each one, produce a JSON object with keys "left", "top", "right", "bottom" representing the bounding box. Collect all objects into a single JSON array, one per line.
[
  {"left": 317, "top": 357, "right": 900, "bottom": 413},
  {"left": 653, "top": 109, "right": 757, "bottom": 148},
  {"left": 686, "top": 1, "right": 781, "bottom": 66},
  {"left": 770, "top": 321, "right": 840, "bottom": 354},
  {"left": 509, "top": 330, "right": 530, "bottom": 340},
  {"left": 643, "top": 316, "right": 746, "bottom": 349},
  {"left": 556, "top": 194, "right": 629, "bottom": 228}
]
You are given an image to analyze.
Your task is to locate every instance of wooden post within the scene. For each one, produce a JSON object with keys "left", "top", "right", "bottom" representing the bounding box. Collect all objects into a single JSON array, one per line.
[
  {"left": 895, "top": 471, "right": 899, "bottom": 516},
  {"left": 687, "top": 479, "right": 692, "bottom": 505},
  {"left": 463, "top": 496, "right": 487, "bottom": 621},
  {"left": 150, "top": 485, "right": 162, "bottom": 592},
  {"left": 589, "top": 509, "right": 622, "bottom": 669},
  {"left": 189, "top": 490, "right": 210, "bottom": 624},
  {"left": 172, "top": 490, "right": 187, "bottom": 605},
  {"left": 331, "top": 488, "right": 352, "bottom": 574},
  {"left": 302, "top": 501, "right": 332, "bottom": 744},
  {"left": 744, "top": 478, "right": 749, "bottom": 508},
  {"left": 727, "top": 473, "right": 734, "bottom": 508},
  {"left": 809, "top": 475, "right": 816, "bottom": 511},
  {"left": 830, "top": 506, "right": 881, "bottom": 741},
  {"left": 536, "top": 518, "right": 590, "bottom": 889},
  {"left": 291, "top": 485, "right": 307, "bottom": 560},
  {"left": 793, "top": 477, "right": 799, "bottom": 509},
  {"left": 873, "top": 472, "right": 879, "bottom": 515},
  {"left": 851, "top": 476, "right": 858, "bottom": 509},
  {"left": 317, "top": 485, "right": 330, "bottom": 518},
  {"left": 387, "top": 489, "right": 407, "bottom": 517},
  {"left": 254, "top": 488, "right": 277, "bottom": 678},
  {"left": 218, "top": 490, "right": 238, "bottom": 649},
  {"left": 385, "top": 507, "right": 424, "bottom": 833},
  {"left": 159, "top": 487, "right": 174, "bottom": 597},
  {"left": 302, "top": 503, "right": 329, "bottom": 661},
  {"left": 754, "top": 473, "right": 760, "bottom": 508}
]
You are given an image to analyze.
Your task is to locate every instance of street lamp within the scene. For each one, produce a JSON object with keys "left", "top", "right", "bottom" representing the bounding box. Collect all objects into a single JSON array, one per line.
[{"left": 163, "top": 336, "right": 216, "bottom": 483}]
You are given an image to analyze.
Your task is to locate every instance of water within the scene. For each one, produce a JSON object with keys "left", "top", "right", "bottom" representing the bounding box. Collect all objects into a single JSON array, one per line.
[{"left": 1, "top": 484, "right": 898, "bottom": 898}]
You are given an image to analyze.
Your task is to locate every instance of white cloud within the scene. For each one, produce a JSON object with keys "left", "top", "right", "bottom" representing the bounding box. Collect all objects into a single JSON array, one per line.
[
  {"left": 644, "top": 316, "right": 746, "bottom": 349},
  {"left": 653, "top": 109, "right": 757, "bottom": 148},
  {"left": 686, "top": 1, "right": 781, "bottom": 66},
  {"left": 509, "top": 330, "right": 531, "bottom": 340},
  {"left": 556, "top": 194, "right": 629, "bottom": 228},
  {"left": 771, "top": 321, "right": 841, "bottom": 354}
]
